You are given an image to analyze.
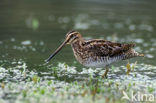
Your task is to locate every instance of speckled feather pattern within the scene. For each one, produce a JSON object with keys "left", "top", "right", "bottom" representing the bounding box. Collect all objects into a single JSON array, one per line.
[
  {"left": 46, "top": 31, "right": 143, "bottom": 69},
  {"left": 69, "top": 31, "right": 142, "bottom": 68}
]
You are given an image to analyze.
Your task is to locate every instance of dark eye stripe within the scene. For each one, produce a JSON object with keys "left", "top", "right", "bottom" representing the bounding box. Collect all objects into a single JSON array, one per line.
[
  {"left": 70, "top": 36, "right": 79, "bottom": 43},
  {"left": 68, "top": 32, "right": 78, "bottom": 37}
]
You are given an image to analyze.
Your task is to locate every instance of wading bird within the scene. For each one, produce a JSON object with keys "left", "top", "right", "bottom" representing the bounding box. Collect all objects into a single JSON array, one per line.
[{"left": 46, "top": 31, "right": 144, "bottom": 78}]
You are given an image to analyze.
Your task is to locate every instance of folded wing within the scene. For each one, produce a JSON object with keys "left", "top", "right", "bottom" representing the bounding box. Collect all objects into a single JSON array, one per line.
[{"left": 83, "top": 39, "right": 135, "bottom": 57}]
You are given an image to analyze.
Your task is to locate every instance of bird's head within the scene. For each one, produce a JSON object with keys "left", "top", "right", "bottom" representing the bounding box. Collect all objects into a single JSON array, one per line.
[
  {"left": 65, "top": 30, "right": 82, "bottom": 44},
  {"left": 46, "top": 30, "right": 82, "bottom": 63}
]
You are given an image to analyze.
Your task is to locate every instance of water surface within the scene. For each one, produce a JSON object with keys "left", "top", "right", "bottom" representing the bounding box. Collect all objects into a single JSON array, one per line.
[{"left": 0, "top": 0, "right": 156, "bottom": 102}]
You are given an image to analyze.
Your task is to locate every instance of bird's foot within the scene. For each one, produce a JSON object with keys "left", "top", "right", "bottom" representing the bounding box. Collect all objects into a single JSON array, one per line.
[
  {"left": 102, "top": 74, "right": 107, "bottom": 79},
  {"left": 102, "top": 68, "right": 109, "bottom": 79}
]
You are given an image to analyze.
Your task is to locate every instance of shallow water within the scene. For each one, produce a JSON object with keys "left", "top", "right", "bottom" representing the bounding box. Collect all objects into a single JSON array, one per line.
[
  {"left": 0, "top": 0, "right": 156, "bottom": 66},
  {"left": 0, "top": 0, "right": 156, "bottom": 103}
]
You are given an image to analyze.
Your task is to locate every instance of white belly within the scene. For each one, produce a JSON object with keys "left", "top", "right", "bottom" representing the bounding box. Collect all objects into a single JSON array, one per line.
[{"left": 83, "top": 56, "right": 123, "bottom": 68}]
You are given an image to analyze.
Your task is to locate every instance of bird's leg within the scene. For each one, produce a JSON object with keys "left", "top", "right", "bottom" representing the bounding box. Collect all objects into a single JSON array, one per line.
[{"left": 102, "top": 67, "right": 109, "bottom": 78}]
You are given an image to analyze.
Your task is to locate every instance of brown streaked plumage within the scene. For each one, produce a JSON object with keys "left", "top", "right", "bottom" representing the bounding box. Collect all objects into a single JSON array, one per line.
[{"left": 46, "top": 30, "right": 144, "bottom": 77}]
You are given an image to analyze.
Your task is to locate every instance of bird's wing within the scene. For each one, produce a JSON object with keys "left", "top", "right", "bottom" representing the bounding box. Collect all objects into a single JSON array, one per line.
[{"left": 83, "top": 39, "right": 135, "bottom": 57}]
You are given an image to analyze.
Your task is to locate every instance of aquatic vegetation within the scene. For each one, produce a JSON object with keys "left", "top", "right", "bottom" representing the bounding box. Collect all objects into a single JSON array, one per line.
[
  {"left": 0, "top": 0, "right": 155, "bottom": 102},
  {"left": 0, "top": 62, "right": 156, "bottom": 103}
]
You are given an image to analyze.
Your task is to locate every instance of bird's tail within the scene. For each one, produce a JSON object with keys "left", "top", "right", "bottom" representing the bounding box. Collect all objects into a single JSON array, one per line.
[
  {"left": 138, "top": 53, "right": 144, "bottom": 57},
  {"left": 123, "top": 49, "right": 144, "bottom": 60},
  {"left": 122, "top": 43, "right": 144, "bottom": 57},
  {"left": 127, "top": 49, "right": 144, "bottom": 57}
]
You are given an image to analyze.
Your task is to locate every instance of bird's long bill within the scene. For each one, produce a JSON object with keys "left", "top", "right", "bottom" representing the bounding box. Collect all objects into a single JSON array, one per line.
[{"left": 46, "top": 40, "right": 68, "bottom": 63}]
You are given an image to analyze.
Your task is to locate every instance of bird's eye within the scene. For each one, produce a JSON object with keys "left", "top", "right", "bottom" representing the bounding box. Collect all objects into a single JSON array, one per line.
[{"left": 69, "top": 34, "right": 74, "bottom": 38}]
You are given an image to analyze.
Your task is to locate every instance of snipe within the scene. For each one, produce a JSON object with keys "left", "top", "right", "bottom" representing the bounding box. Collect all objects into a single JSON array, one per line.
[{"left": 46, "top": 31, "right": 144, "bottom": 78}]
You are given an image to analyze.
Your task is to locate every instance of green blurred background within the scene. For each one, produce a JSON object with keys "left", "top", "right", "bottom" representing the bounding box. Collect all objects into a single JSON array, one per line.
[{"left": 0, "top": 0, "right": 156, "bottom": 67}]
